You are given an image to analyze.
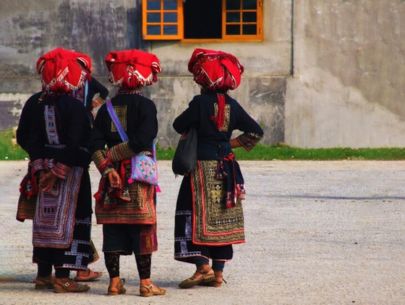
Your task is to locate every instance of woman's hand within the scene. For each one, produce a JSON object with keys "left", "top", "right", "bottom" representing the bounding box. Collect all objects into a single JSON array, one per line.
[
  {"left": 39, "top": 171, "right": 58, "bottom": 192},
  {"left": 108, "top": 169, "right": 122, "bottom": 189},
  {"left": 230, "top": 138, "right": 241, "bottom": 148}
]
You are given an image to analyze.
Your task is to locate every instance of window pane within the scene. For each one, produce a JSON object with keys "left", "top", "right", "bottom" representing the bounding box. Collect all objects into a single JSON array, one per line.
[
  {"left": 164, "top": 12, "right": 177, "bottom": 22},
  {"left": 226, "top": 24, "right": 240, "bottom": 35},
  {"left": 164, "top": 0, "right": 177, "bottom": 10},
  {"left": 147, "top": 13, "right": 161, "bottom": 22},
  {"left": 163, "top": 25, "right": 177, "bottom": 35},
  {"left": 147, "top": 0, "right": 161, "bottom": 10},
  {"left": 226, "top": 0, "right": 240, "bottom": 10},
  {"left": 147, "top": 25, "right": 161, "bottom": 35},
  {"left": 242, "top": 0, "right": 257, "bottom": 9},
  {"left": 227, "top": 12, "right": 240, "bottom": 22},
  {"left": 243, "top": 12, "right": 256, "bottom": 22},
  {"left": 243, "top": 24, "right": 256, "bottom": 35}
]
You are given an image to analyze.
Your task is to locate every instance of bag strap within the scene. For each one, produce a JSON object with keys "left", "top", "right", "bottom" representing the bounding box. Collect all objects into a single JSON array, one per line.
[
  {"left": 106, "top": 99, "right": 129, "bottom": 142},
  {"left": 83, "top": 80, "right": 89, "bottom": 107},
  {"left": 106, "top": 99, "right": 160, "bottom": 190}
]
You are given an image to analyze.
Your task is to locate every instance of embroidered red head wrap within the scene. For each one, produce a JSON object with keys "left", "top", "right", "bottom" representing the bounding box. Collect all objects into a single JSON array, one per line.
[
  {"left": 189, "top": 48, "right": 244, "bottom": 131},
  {"left": 36, "top": 47, "right": 92, "bottom": 93},
  {"left": 188, "top": 48, "right": 244, "bottom": 91},
  {"left": 104, "top": 49, "right": 161, "bottom": 89}
]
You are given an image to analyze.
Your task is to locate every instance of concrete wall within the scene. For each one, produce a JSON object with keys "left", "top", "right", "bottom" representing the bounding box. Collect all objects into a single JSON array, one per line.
[
  {"left": 147, "top": 0, "right": 291, "bottom": 147},
  {"left": 0, "top": 0, "right": 404, "bottom": 148},
  {"left": 0, "top": 0, "right": 290, "bottom": 148},
  {"left": 286, "top": 0, "right": 405, "bottom": 147}
]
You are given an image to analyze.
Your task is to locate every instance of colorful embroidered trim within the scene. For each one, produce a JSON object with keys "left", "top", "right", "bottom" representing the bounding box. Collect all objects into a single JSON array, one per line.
[
  {"left": 33, "top": 167, "right": 83, "bottom": 249},
  {"left": 50, "top": 162, "right": 71, "bottom": 179},
  {"left": 95, "top": 162, "right": 156, "bottom": 225},
  {"left": 108, "top": 142, "right": 135, "bottom": 162},
  {"left": 190, "top": 161, "right": 245, "bottom": 246},
  {"left": 236, "top": 132, "right": 263, "bottom": 151},
  {"left": 44, "top": 105, "right": 60, "bottom": 145}
]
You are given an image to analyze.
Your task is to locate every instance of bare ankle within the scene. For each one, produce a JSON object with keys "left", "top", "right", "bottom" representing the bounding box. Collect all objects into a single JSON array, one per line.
[
  {"left": 140, "top": 278, "right": 152, "bottom": 286},
  {"left": 197, "top": 264, "right": 211, "bottom": 273}
]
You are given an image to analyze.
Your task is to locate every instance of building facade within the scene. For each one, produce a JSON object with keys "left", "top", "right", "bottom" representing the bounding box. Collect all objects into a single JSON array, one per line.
[{"left": 0, "top": 0, "right": 404, "bottom": 147}]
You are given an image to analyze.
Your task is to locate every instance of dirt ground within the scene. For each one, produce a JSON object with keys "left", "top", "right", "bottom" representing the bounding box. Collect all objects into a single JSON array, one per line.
[{"left": 0, "top": 161, "right": 405, "bottom": 305}]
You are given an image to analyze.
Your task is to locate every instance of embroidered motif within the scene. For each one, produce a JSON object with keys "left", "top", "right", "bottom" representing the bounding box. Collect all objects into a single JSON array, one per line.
[
  {"left": 33, "top": 167, "right": 84, "bottom": 248},
  {"left": 111, "top": 105, "right": 127, "bottom": 133},
  {"left": 95, "top": 161, "right": 156, "bottom": 225},
  {"left": 109, "top": 142, "right": 134, "bottom": 162},
  {"left": 236, "top": 132, "right": 263, "bottom": 151},
  {"left": 190, "top": 160, "right": 245, "bottom": 245},
  {"left": 213, "top": 103, "right": 231, "bottom": 132},
  {"left": 44, "top": 105, "right": 60, "bottom": 144},
  {"left": 62, "top": 239, "right": 91, "bottom": 270}
]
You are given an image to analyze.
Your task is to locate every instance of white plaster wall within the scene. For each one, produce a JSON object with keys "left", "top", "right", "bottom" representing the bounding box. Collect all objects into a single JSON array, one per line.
[{"left": 286, "top": 0, "right": 405, "bottom": 147}]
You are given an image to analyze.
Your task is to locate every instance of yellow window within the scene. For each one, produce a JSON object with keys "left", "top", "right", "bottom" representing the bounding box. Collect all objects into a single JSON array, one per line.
[
  {"left": 142, "top": 0, "right": 183, "bottom": 40},
  {"left": 142, "top": 0, "right": 263, "bottom": 41},
  {"left": 223, "top": 0, "right": 263, "bottom": 41}
]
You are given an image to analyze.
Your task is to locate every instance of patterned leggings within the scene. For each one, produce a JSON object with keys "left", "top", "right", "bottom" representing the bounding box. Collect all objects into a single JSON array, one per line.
[{"left": 104, "top": 252, "right": 151, "bottom": 279}]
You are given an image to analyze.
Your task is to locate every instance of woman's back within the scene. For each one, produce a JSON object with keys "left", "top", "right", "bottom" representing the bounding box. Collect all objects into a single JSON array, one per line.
[{"left": 173, "top": 91, "right": 263, "bottom": 160}]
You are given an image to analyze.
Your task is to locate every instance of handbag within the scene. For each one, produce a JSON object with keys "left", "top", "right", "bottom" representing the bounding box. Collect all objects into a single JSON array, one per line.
[
  {"left": 106, "top": 99, "right": 158, "bottom": 186},
  {"left": 172, "top": 128, "right": 198, "bottom": 175}
]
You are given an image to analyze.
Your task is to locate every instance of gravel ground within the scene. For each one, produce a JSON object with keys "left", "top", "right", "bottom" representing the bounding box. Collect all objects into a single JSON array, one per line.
[{"left": 0, "top": 160, "right": 405, "bottom": 305}]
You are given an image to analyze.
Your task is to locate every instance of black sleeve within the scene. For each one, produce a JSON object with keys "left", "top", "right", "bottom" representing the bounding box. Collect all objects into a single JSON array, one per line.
[
  {"left": 128, "top": 99, "right": 158, "bottom": 153},
  {"left": 90, "top": 104, "right": 108, "bottom": 154},
  {"left": 234, "top": 102, "right": 264, "bottom": 136},
  {"left": 16, "top": 94, "right": 43, "bottom": 160},
  {"left": 55, "top": 101, "right": 91, "bottom": 167},
  {"left": 172, "top": 97, "right": 200, "bottom": 134},
  {"left": 90, "top": 77, "right": 109, "bottom": 99}
]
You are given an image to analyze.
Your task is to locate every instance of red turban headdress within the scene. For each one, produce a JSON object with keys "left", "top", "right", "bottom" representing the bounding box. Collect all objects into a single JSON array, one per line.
[
  {"left": 36, "top": 47, "right": 92, "bottom": 93},
  {"left": 104, "top": 49, "right": 161, "bottom": 89},
  {"left": 188, "top": 48, "right": 244, "bottom": 91}
]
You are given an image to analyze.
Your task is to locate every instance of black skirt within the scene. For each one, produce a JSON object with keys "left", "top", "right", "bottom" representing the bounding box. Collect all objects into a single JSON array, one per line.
[{"left": 174, "top": 176, "right": 233, "bottom": 264}]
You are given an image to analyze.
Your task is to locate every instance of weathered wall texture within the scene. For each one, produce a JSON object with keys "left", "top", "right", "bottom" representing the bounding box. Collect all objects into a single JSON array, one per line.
[
  {"left": 0, "top": 0, "right": 143, "bottom": 90},
  {"left": 1, "top": 0, "right": 403, "bottom": 147},
  {"left": 0, "top": 0, "right": 288, "bottom": 147},
  {"left": 286, "top": 0, "right": 405, "bottom": 147}
]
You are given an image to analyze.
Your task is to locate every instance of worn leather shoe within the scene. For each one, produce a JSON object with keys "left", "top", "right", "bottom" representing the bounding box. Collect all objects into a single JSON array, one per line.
[
  {"left": 53, "top": 278, "right": 90, "bottom": 293},
  {"left": 178, "top": 268, "right": 215, "bottom": 289}
]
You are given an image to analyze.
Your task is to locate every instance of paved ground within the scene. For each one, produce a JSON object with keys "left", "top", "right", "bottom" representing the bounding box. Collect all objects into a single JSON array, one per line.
[{"left": 0, "top": 161, "right": 405, "bottom": 305}]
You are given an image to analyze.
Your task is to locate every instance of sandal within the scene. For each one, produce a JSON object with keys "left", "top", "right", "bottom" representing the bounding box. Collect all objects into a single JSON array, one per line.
[
  {"left": 203, "top": 277, "right": 227, "bottom": 288},
  {"left": 107, "top": 278, "right": 126, "bottom": 296},
  {"left": 178, "top": 268, "right": 215, "bottom": 289},
  {"left": 53, "top": 278, "right": 90, "bottom": 293},
  {"left": 200, "top": 271, "right": 226, "bottom": 288},
  {"left": 34, "top": 276, "right": 54, "bottom": 290},
  {"left": 74, "top": 268, "right": 102, "bottom": 282},
  {"left": 140, "top": 283, "right": 166, "bottom": 297}
]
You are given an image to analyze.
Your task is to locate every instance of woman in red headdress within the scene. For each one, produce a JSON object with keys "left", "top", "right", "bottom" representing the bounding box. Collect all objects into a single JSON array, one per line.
[
  {"left": 16, "top": 48, "right": 94, "bottom": 293},
  {"left": 173, "top": 49, "right": 264, "bottom": 288},
  {"left": 91, "top": 49, "right": 165, "bottom": 297}
]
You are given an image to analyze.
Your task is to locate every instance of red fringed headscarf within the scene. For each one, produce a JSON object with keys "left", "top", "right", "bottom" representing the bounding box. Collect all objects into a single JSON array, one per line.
[
  {"left": 36, "top": 47, "right": 92, "bottom": 93},
  {"left": 105, "top": 49, "right": 161, "bottom": 89},
  {"left": 189, "top": 48, "right": 244, "bottom": 131},
  {"left": 188, "top": 48, "right": 244, "bottom": 91}
]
